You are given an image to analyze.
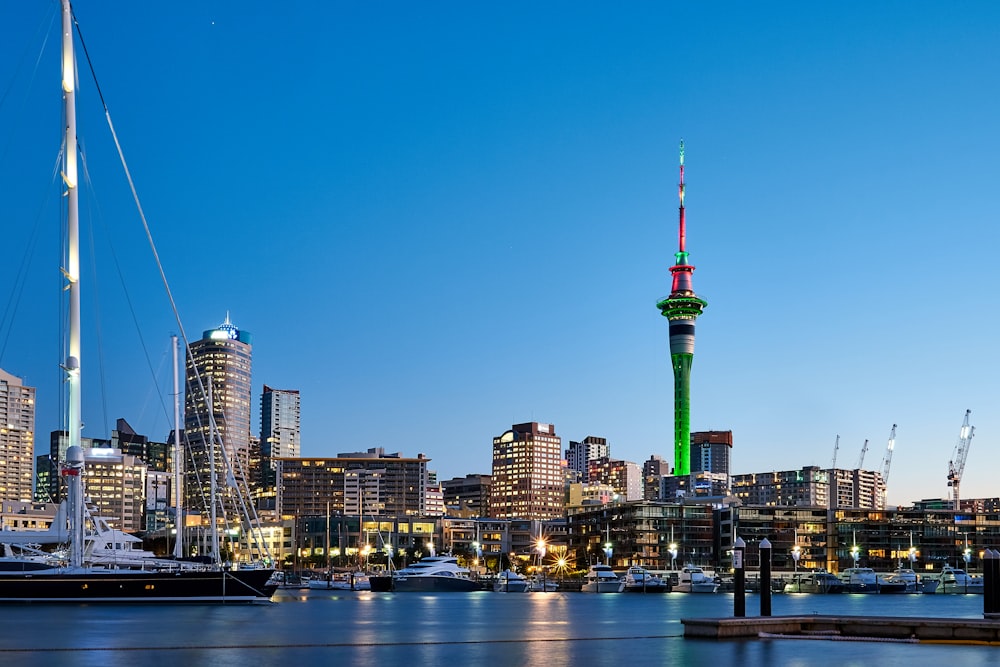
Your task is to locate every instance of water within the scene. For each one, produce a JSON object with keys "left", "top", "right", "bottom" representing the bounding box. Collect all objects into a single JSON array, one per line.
[{"left": 0, "top": 591, "right": 995, "bottom": 666}]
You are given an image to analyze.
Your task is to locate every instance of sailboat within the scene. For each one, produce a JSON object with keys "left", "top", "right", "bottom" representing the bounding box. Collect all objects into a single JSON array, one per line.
[{"left": 0, "top": 0, "right": 275, "bottom": 602}]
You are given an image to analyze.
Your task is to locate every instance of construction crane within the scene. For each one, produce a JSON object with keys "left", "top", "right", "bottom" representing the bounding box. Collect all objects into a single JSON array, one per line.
[
  {"left": 947, "top": 410, "right": 975, "bottom": 510},
  {"left": 857, "top": 439, "right": 869, "bottom": 469},
  {"left": 881, "top": 424, "right": 897, "bottom": 486},
  {"left": 831, "top": 435, "right": 840, "bottom": 469}
]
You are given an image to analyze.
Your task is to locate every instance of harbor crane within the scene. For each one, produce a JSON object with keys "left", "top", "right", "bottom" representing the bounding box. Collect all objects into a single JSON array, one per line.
[
  {"left": 880, "top": 424, "right": 897, "bottom": 486},
  {"left": 947, "top": 410, "right": 975, "bottom": 510},
  {"left": 879, "top": 424, "right": 897, "bottom": 507},
  {"left": 857, "top": 439, "right": 869, "bottom": 469}
]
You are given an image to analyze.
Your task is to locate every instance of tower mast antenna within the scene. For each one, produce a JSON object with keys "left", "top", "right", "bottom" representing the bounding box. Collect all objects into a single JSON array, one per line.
[{"left": 656, "top": 140, "right": 708, "bottom": 478}]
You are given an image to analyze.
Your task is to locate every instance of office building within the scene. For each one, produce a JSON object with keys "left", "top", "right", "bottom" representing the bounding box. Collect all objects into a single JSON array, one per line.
[
  {"left": 277, "top": 448, "right": 430, "bottom": 518},
  {"left": 489, "top": 422, "right": 565, "bottom": 520},
  {"left": 184, "top": 315, "right": 253, "bottom": 519}
]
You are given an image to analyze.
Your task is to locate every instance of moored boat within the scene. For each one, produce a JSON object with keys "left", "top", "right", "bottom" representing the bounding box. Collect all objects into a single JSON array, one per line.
[
  {"left": 493, "top": 569, "right": 531, "bottom": 593},
  {"left": 933, "top": 565, "right": 984, "bottom": 594},
  {"left": 666, "top": 566, "right": 719, "bottom": 593},
  {"left": 783, "top": 570, "right": 844, "bottom": 594},
  {"left": 378, "top": 556, "right": 480, "bottom": 592},
  {"left": 622, "top": 566, "right": 670, "bottom": 593},
  {"left": 581, "top": 564, "right": 623, "bottom": 593}
]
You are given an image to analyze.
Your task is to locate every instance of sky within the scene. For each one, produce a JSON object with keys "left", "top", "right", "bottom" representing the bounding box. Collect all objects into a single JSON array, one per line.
[{"left": 1, "top": 1, "right": 998, "bottom": 507}]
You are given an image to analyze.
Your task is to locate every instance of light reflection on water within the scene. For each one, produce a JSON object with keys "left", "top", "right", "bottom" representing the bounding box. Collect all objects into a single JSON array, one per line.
[{"left": 0, "top": 591, "right": 994, "bottom": 666}]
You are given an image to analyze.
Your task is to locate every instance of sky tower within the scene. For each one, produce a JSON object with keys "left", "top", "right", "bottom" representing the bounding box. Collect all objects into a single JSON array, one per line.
[{"left": 656, "top": 140, "right": 707, "bottom": 476}]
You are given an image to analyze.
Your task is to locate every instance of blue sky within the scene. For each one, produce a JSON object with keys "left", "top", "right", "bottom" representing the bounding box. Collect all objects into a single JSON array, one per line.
[{"left": 1, "top": 1, "right": 998, "bottom": 506}]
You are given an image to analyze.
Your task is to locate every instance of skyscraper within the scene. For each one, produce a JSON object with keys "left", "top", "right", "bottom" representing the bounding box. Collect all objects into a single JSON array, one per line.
[
  {"left": 0, "top": 369, "right": 35, "bottom": 502},
  {"left": 656, "top": 141, "right": 708, "bottom": 476},
  {"left": 489, "top": 422, "right": 565, "bottom": 520},
  {"left": 259, "top": 386, "right": 300, "bottom": 508},
  {"left": 184, "top": 315, "right": 253, "bottom": 517}
]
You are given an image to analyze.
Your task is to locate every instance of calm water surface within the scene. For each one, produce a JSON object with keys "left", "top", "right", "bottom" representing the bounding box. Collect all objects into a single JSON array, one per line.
[{"left": 0, "top": 590, "right": 996, "bottom": 666}]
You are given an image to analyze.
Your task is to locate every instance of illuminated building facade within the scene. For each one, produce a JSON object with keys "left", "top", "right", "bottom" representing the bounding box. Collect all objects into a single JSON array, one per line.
[
  {"left": 0, "top": 369, "right": 35, "bottom": 502},
  {"left": 489, "top": 422, "right": 565, "bottom": 520},
  {"left": 184, "top": 315, "right": 253, "bottom": 517}
]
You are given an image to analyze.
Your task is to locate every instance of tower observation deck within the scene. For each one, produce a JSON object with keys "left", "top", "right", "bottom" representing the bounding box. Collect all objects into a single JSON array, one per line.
[{"left": 656, "top": 141, "right": 707, "bottom": 477}]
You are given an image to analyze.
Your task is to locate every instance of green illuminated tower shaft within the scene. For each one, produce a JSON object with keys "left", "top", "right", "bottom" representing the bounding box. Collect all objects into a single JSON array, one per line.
[{"left": 656, "top": 141, "right": 707, "bottom": 476}]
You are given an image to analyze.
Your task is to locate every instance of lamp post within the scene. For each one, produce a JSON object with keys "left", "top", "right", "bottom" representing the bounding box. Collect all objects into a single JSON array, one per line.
[
  {"left": 668, "top": 543, "right": 678, "bottom": 571},
  {"left": 792, "top": 545, "right": 801, "bottom": 575},
  {"left": 850, "top": 544, "right": 860, "bottom": 568}
]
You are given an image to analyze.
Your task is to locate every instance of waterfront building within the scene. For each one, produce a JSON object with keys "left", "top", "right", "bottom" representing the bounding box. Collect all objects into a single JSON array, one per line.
[
  {"left": 0, "top": 369, "right": 35, "bottom": 503},
  {"left": 587, "top": 456, "right": 643, "bottom": 501},
  {"left": 732, "top": 466, "right": 831, "bottom": 507},
  {"left": 489, "top": 422, "right": 565, "bottom": 521},
  {"left": 565, "top": 436, "right": 609, "bottom": 483},
  {"left": 831, "top": 468, "right": 885, "bottom": 510},
  {"left": 566, "top": 499, "right": 735, "bottom": 571},
  {"left": 184, "top": 315, "right": 253, "bottom": 520},
  {"left": 655, "top": 142, "right": 708, "bottom": 477},
  {"left": 441, "top": 474, "right": 491, "bottom": 516},
  {"left": 425, "top": 483, "right": 445, "bottom": 517},
  {"left": 276, "top": 448, "right": 429, "bottom": 519}
]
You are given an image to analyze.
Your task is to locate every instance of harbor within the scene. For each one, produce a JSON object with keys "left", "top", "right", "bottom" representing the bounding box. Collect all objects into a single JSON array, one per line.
[{"left": 0, "top": 590, "right": 996, "bottom": 666}]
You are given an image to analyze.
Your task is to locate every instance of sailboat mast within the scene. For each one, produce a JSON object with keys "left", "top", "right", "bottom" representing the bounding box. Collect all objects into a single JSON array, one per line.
[
  {"left": 61, "top": 0, "right": 85, "bottom": 569},
  {"left": 172, "top": 335, "right": 184, "bottom": 559}
]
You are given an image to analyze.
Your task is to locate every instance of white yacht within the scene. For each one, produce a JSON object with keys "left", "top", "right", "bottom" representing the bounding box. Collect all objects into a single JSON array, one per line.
[
  {"left": 386, "top": 556, "right": 480, "bottom": 592},
  {"left": 622, "top": 566, "right": 669, "bottom": 593},
  {"left": 666, "top": 566, "right": 719, "bottom": 593},
  {"left": 581, "top": 564, "right": 622, "bottom": 593},
  {"left": 493, "top": 569, "right": 531, "bottom": 593},
  {"left": 933, "top": 565, "right": 984, "bottom": 594}
]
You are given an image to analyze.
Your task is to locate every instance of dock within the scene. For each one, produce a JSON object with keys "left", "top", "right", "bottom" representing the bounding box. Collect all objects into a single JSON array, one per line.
[{"left": 682, "top": 615, "right": 1000, "bottom": 644}]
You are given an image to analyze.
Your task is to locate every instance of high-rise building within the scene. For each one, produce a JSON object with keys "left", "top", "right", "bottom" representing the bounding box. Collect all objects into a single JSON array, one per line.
[
  {"left": 46, "top": 430, "right": 110, "bottom": 502},
  {"left": 656, "top": 141, "right": 707, "bottom": 476},
  {"left": 259, "top": 385, "right": 300, "bottom": 508},
  {"left": 184, "top": 315, "right": 253, "bottom": 518},
  {"left": 489, "top": 422, "right": 565, "bottom": 520},
  {"left": 83, "top": 447, "right": 147, "bottom": 533},
  {"left": 0, "top": 369, "right": 35, "bottom": 502},
  {"left": 690, "top": 430, "right": 733, "bottom": 476},
  {"left": 565, "top": 436, "right": 609, "bottom": 483}
]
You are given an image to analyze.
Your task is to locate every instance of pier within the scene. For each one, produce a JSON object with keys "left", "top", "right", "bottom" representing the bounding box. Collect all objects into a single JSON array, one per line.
[{"left": 682, "top": 615, "right": 1000, "bottom": 644}]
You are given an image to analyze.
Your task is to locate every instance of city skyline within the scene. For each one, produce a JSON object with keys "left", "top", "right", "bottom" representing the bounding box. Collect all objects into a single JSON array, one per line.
[{"left": 1, "top": 2, "right": 999, "bottom": 506}]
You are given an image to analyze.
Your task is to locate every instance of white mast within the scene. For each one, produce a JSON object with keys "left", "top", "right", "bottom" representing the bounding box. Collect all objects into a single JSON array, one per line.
[
  {"left": 61, "top": 0, "right": 85, "bottom": 569},
  {"left": 172, "top": 335, "right": 184, "bottom": 559}
]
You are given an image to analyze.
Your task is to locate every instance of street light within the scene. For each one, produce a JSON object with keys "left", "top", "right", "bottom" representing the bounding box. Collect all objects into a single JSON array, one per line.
[
  {"left": 792, "top": 545, "right": 801, "bottom": 574},
  {"left": 850, "top": 544, "right": 860, "bottom": 568},
  {"left": 668, "top": 543, "right": 678, "bottom": 571}
]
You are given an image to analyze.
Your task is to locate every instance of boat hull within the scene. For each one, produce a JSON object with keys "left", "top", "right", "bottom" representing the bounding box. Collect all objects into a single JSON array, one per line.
[
  {"left": 391, "top": 575, "right": 481, "bottom": 592},
  {"left": 581, "top": 580, "right": 623, "bottom": 593},
  {"left": 0, "top": 568, "right": 276, "bottom": 603}
]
